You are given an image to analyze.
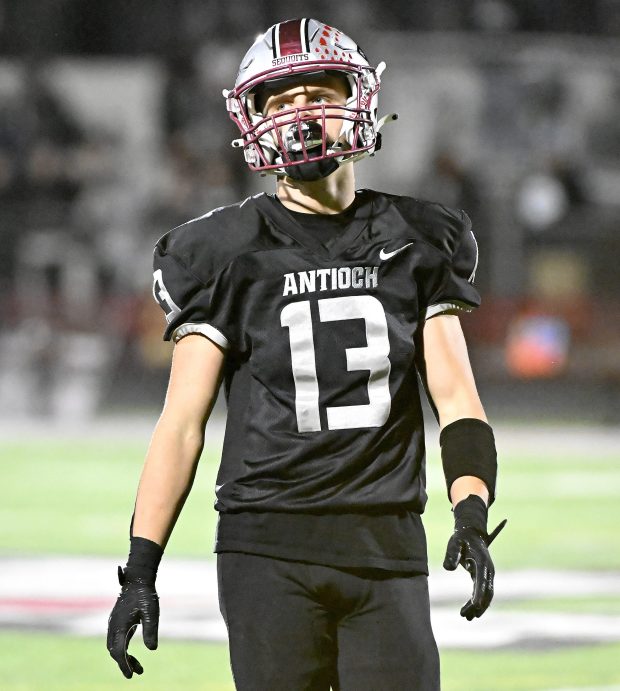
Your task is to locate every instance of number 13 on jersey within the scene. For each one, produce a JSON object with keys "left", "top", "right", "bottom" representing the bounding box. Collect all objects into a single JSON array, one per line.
[{"left": 280, "top": 295, "right": 392, "bottom": 433}]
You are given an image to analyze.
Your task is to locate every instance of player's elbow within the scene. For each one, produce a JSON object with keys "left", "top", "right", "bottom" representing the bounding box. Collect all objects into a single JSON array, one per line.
[
  {"left": 152, "top": 410, "right": 206, "bottom": 457},
  {"left": 427, "top": 368, "right": 487, "bottom": 428},
  {"left": 434, "top": 390, "right": 487, "bottom": 429}
]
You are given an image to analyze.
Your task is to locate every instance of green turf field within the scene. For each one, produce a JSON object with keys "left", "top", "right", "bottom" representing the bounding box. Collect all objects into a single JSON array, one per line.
[
  {"left": 2, "top": 437, "right": 619, "bottom": 570},
  {"left": 1, "top": 431, "right": 620, "bottom": 690},
  {"left": 1, "top": 634, "right": 620, "bottom": 691}
]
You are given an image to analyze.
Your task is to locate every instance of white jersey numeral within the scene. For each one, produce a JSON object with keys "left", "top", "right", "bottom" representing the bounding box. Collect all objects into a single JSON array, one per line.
[
  {"left": 152, "top": 269, "right": 181, "bottom": 324},
  {"left": 281, "top": 295, "right": 392, "bottom": 433},
  {"left": 280, "top": 300, "right": 321, "bottom": 432}
]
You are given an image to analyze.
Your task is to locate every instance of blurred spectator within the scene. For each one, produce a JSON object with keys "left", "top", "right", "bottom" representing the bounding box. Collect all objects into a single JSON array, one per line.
[
  {"left": 515, "top": 157, "right": 588, "bottom": 232},
  {"left": 415, "top": 149, "right": 492, "bottom": 290},
  {"left": 469, "top": 0, "right": 519, "bottom": 32},
  {"left": 0, "top": 61, "right": 87, "bottom": 299},
  {"left": 587, "top": 81, "right": 620, "bottom": 165},
  {"left": 417, "top": 149, "right": 484, "bottom": 223}
]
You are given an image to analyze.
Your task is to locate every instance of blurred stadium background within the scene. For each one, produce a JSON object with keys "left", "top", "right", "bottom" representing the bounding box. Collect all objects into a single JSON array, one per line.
[{"left": 0, "top": 1, "right": 619, "bottom": 689}]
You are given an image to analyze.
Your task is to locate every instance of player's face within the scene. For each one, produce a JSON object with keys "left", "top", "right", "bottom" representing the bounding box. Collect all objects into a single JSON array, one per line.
[{"left": 262, "top": 74, "right": 350, "bottom": 149}]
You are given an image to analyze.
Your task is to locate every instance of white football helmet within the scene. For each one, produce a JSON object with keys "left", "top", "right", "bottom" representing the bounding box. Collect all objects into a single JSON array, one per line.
[{"left": 223, "top": 18, "right": 397, "bottom": 180}]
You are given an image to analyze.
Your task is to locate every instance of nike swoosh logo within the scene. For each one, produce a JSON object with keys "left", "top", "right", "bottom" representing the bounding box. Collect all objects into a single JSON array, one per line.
[{"left": 379, "top": 242, "right": 414, "bottom": 261}]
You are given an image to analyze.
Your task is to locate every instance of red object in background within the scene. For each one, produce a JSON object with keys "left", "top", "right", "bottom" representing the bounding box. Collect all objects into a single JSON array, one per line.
[{"left": 506, "top": 314, "right": 571, "bottom": 378}]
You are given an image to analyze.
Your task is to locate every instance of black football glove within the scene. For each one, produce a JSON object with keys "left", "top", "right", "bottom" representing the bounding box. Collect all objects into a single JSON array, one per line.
[
  {"left": 106, "top": 537, "right": 163, "bottom": 678},
  {"left": 443, "top": 494, "right": 507, "bottom": 621}
]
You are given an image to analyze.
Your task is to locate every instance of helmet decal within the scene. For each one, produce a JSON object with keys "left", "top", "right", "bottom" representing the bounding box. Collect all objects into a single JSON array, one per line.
[
  {"left": 273, "top": 18, "right": 311, "bottom": 58},
  {"left": 224, "top": 18, "right": 397, "bottom": 178}
]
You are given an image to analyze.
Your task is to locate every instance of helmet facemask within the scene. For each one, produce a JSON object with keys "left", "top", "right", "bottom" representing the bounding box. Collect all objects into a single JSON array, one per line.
[
  {"left": 251, "top": 76, "right": 373, "bottom": 180},
  {"left": 224, "top": 19, "right": 395, "bottom": 179}
]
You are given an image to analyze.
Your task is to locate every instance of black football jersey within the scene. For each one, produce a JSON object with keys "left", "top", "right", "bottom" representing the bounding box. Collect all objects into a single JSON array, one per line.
[{"left": 153, "top": 190, "right": 480, "bottom": 518}]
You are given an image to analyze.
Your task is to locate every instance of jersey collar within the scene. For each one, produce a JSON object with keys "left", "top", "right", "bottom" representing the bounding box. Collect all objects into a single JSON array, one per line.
[{"left": 255, "top": 190, "right": 375, "bottom": 260}]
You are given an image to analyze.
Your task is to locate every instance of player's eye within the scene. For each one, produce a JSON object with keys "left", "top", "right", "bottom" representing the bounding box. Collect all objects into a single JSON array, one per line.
[
  {"left": 272, "top": 101, "right": 294, "bottom": 113},
  {"left": 265, "top": 100, "right": 289, "bottom": 114}
]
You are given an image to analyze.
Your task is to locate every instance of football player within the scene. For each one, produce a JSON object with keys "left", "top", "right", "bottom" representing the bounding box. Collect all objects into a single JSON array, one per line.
[{"left": 107, "top": 18, "right": 505, "bottom": 690}]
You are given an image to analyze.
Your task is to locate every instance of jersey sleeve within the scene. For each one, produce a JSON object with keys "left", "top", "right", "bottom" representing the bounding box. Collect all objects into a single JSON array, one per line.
[
  {"left": 152, "top": 243, "right": 234, "bottom": 349},
  {"left": 421, "top": 210, "right": 481, "bottom": 320}
]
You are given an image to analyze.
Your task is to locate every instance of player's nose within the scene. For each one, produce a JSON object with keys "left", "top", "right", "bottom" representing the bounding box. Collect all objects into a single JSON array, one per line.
[{"left": 293, "top": 94, "right": 318, "bottom": 110}]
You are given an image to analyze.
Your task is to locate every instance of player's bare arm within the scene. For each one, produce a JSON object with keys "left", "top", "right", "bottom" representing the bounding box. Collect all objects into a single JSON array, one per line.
[
  {"left": 107, "top": 334, "right": 225, "bottom": 678},
  {"left": 424, "top": 312, "right": 506, "bottom": 619},
  {"left": 132, "top": 334, "right": 225, "bottom": 546},
  {"left": 423, "top": 312, "right": 489, "bottom": 506}
]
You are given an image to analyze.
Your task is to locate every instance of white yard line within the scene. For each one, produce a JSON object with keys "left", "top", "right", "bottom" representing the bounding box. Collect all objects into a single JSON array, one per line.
[
  {"left": 0, "top": 414, "right": 226, "bottom": 443},
  {"left": 1, "top": 416, "right": 619, "bottom": 454},
  {"left": 546, "top": 687, "right": 620, "bottom": 691},
  {"left": 1, "top": 556, "right": 619, "bottom": 650}
]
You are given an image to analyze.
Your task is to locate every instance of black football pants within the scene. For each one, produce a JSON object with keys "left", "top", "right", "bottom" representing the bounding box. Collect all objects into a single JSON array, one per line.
[{"left": 217, "top": 552, "right": 440, "bottom": 691}]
